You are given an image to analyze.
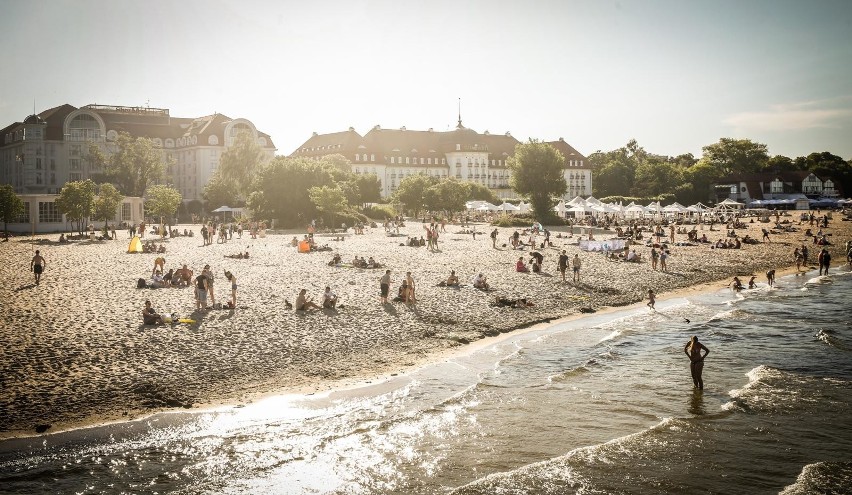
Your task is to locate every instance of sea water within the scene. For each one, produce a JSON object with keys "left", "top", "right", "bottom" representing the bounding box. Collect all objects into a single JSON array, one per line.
[{"left": 2, "top": 269, "right": 851, "bottom": 494}]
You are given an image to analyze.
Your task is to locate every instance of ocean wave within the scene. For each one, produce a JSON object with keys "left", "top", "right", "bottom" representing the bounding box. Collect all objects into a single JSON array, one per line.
[
  {"left": 723, "top": 365, "right": 852, "bottom": 415},
  {"left": 815, "top": 328, "right": 849, "bottom": 351},
  {"left": 779, "top": 461, "right": 852, "bottom": 495}
]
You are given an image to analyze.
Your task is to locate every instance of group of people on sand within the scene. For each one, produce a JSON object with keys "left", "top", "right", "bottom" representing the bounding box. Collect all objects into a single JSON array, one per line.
[
  {"left": 293, "top": 286, "right": 338, "bottom": 311},
  {"left": 377, "top": 270, "right": 417, "bottom": 305},
  {"left": 327, "top": 254, "right": 381, "bottom": 268},
  {"left": 142, "top": 261, "right": 238, "bottom": 324}
]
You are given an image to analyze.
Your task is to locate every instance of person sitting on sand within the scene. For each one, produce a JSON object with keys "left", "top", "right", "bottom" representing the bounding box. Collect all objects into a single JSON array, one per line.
[
  {"left": 472, "top": 272, "right": 489, "bottom": 290},
  {"left": 627, "top": 249, "right": 638, "bottom": 262},
  {"left": 295, "top": 288, "right": 321, "bottom": 311},
  {"left": 328, "top": 253, "right": 342, "bottom": 266},
  {"left": 322, "top": 286, "right": 338, "bottom": 309},
  {"left": 494, "top": 296, "right": 535, "bottom": 308},
  {"left": 163, "top": 268, "right": 175, "bottom": 287},
  {"left": 142, "top": 300, "right": 165, "bottom": 325},
  {"left": 516, "top": 257, "right": 529, "bottom": 272},
  {"left": 151, "top": 270, "right": 167, "bottom": 288},
  {"left": 367, "top": 256, "right": 380, "bottom": 268},
  {"left": 437, "top": 270, "right": 460, "bottom": 287},
  {"left": 58, "top": 233, "right": 67, "bottom": 243},
  {"left": 394, "top": 281, "right": 408, "bottom": 302}
]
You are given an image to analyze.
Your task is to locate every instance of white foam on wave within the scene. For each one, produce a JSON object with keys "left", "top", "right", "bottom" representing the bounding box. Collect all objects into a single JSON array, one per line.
[{"left": 779, "top": 461, "right": 852, "bottom": 495}]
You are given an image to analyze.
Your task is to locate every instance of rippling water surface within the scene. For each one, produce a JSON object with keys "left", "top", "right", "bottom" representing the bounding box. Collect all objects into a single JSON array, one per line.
[{"left": 2, "top": 269, "right": 851, "bottom": 494}]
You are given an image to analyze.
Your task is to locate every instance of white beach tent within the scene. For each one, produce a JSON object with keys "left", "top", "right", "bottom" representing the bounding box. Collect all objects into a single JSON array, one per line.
[
  {"left": 625, "top": 203, "right": 648, "bottom": 219},
  {"left": 498, "top": 202, "right": 521, "bottom": 213},
  {"left": 662, "top": 202, "right": 687, "bottom": 215},
  {"left": 553, "top": 200, "right": 568, "bottom": 214},
  {"left": 518, "top": 201, "right": 531, "bottom": 213},
  {"left": 568, "top": 204, "right": 594, "bottom": 216},
  {"left": 466, "top": 200, "right": 487, "bottom": 210},
  {"left": 716, "top": 198, "right": 745, "bottom": 210},
  {"left": 476, "top": 202, "right": 500, "bottom": 212},
  {"left": 566, "top": 196, "right": 587, "bottom": 206},
  {"left": 585, "top": 196, "right": 602, "bottom": 206}
]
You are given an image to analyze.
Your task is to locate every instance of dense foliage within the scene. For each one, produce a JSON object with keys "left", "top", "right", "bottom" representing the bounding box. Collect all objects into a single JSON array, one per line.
[
  {"left": 55, "top": 179, "right": 96, "bottom": 235},
  {"left": 0, "top": 184, "right": 25, "bottom": 239},
  {"left": 590, "top": 138, "right": 852, "bottom": 203},
  {"left": 86, "top": 133, "right": 169, "bottom": 197},
  {"left": 507, "top": 140, "right": 567, "bottom": 221}
]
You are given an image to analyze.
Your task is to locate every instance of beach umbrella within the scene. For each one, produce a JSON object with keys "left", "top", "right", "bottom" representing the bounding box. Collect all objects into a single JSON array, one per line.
[{"left": 498, "top": 202, "right": 521, "bottom": 212}]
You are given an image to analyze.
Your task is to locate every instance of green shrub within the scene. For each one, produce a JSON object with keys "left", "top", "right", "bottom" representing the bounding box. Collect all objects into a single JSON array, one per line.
[{"left": 362, "top": 204, "right": 397, "bottom": 220}]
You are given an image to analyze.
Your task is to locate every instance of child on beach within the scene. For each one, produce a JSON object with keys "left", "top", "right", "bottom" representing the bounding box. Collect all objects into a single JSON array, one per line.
[
  {"left": 647, "top": 289, "right": 656, "bottom": 310},
  {"left": 224, "top": 271, "right": 237, "bottom": 308}
]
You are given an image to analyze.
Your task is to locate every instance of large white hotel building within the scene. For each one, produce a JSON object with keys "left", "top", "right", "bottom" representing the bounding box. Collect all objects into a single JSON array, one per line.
[{"left": 290, "top": 119, "right": 592, "bottom": 200}]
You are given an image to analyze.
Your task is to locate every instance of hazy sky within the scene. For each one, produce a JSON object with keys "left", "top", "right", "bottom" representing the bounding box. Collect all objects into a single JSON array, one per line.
[{"left": 2, "top": 0, "right": 851, "bottom": 159}]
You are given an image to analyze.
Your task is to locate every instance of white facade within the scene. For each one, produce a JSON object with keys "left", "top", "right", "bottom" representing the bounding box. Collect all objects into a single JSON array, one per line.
[
  {"left": 1, "top": 104, "right": 276, "bottom": 203},
  {"left": 5, "top": 194, "right": 145, "bottom": 233}
]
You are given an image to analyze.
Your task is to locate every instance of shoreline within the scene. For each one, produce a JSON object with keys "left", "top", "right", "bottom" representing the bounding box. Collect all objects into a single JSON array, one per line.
[{"left": 2, "top": 215, "right": 850, "bottom": 440}]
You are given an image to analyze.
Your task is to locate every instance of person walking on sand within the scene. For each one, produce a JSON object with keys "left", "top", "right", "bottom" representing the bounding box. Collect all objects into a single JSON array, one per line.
[
  {"left": 647, "top": 289, "right": 656, "bottom": 310},
  {"left": 766, "top": 269, "right": 776, "bottom": 287},
  {"left": 684, "top": 336, "right": 709, "bottom": 389},
  {"left": 558, "top": 250, "right": 569, "bottom": 283},
  {"left": 491, "top": 228, "right": 498, "bottom": 249},
  {"left": 30, "top": 249, "right": 45, "bottom": 285},
  {"left": 380, "top": 269, "right": 392, "bottom": 304},
  {"left": 572, "top": 253, "right": 581, "bottom": 282}
]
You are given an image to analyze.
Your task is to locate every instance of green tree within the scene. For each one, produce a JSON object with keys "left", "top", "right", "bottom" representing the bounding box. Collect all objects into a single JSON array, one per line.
[
  {"left": 764, "top": 154, "right": 799, "bottom": 173},
  {"left": 86, "top": 133, "right": 169, "bottom": 197},
  {"left": 308, "top": 185, "right": 347, "bottom": 225},
  {"left": 56, "top": 180, "right": 96, "bottom": 235},
  {"left": 800, "top": 151, "right": 852, "bottom": 197},
  {"left": 465, "top": 182, "right": 500, "bottom": 204},
  {"left": 92, "top": 183, "right": 124, "bottom": 230},
  {"left": 507, "top": 140, "right": 567, "bottom": 220},
  {"left": 0, "top": 184, "right": 25, "bottom": 240},
  {"left": 424, "top": 178, "right": 468, "bottom": 214},
  {"left": 246, "top": 157, "right": 335, "bottom": 227},
  {"left": 145, "top": 184, "right": 182, "bottom": 231},
  {"left": 218, "top": 130, "right": 265, "bottom": 197},
  {"left": 632, "top": 158, "right": 684, "bottom": 197},
  {"left": 346, "top": 173, "right": 382, "bottom": 207},
  {"left": 596, "top": 160, "right": 635, "bottom": 197},
  {"left": 682, "top": 160, "right": 724, "bottom": 204},
  {"left": 202, "top": 172, "right": 240, "bottom": 211},
  {"left": 701, "top": 138, "right": 769, "bottom": 176},
  {"left": 393, "top": 174, "right": 438, "bottom": 217}
]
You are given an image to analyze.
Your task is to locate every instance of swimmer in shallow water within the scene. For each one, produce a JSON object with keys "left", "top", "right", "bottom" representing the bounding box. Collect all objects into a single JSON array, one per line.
[{"left": 684, "top": 336, "right": 709, "bottom": 389}]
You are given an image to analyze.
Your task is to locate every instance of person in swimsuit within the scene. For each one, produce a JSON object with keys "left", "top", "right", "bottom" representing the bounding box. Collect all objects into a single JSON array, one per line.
[
  {"left": 684, "top": 336, "right": 710, "bottom": 389},
  {"left": 30, "top": 249, "right": 45, "bottom": 285},
  {"left": 142, "top": 300, "right": 165, "bottom": 325},
  {"left": 647, "top": 289, "right": 656, "bottom": 310},
  {"left": 379, "top": 270, "right": 391, "bottom": 304}
]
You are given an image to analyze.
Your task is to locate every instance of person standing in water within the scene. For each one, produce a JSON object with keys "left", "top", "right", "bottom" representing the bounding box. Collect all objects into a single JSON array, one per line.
[
  {"left": 684, "top": 336, "right": 710, "bottom": 389},
  {"left": 30, "top": 249, "right": 46, "bottom": 285}
]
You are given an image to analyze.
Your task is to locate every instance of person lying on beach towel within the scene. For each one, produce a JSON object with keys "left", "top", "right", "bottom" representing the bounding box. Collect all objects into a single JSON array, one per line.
[{"left": 492, "top": 296, "right": 535, "bottom": 308}]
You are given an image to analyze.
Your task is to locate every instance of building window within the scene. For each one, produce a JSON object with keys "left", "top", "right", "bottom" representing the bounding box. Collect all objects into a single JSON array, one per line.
[
  {"left": 391, "top": 157, "right": 395, "bottom": 164},
  {"left": 15, "top": 202, "right": 30, "bottom": 223},
  {"left": 38, "top": 201, "right": 63, "bottom": 223},
  {"left": 406, "top": 157, "right": 410, "bottom": 164},
  {"left": 355, "top": 154, "right": 360, "bottom": 161},
  {"left": 371, "top": 154, "right": 375, "bottom": 161},
  {"left": 122, "top": 203, "right": 132, "bottom": 221},
  {"left": 36, "top": 158, "right": 42, "bottom": 169},
  {"left": 70, "top": 159, "right": 81, "bottom": 170},
  {"left": 70, "top": 173, "right": 82, "bottom": 181}
]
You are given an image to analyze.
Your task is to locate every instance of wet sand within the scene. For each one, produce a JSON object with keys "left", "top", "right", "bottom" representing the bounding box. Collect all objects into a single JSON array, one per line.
[{"left": 1, "top": 213, "right": 850, "bottom": 438}]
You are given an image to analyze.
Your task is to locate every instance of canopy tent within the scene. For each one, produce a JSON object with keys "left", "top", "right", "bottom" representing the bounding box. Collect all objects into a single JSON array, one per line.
[
  {"left": 688, "top": 202, "right": 710, "bottom": 212},
  {"left": 518, "top": 201, "right": 531, "bottom": 213},
  {"left": 566, "top": 196, "right": 587, "bottom": 206},
  {"left": 466, "top": 200, "right": 487, "bottom": 210},
  {"left": 716, "top": 198, "right": 745, "bottom": 210},
  {"left": 498, "top": 202, "right": 521, "bottom": 212},
  {"left": 584, "top": 196, "right": 602, "bottom": 205},
  {"left": 211, "top": 205, "right": 235, "bottom": 213},
  {"left": 553, "top": 200, "right": 568, "bottom": 214},
  {"left": 473, "top": 202, "right": 499, "bottom": 212},
  {"left": 662, "top": 202, "right": 687, "bottom": 213},
  {"left": 567, "top": 204, "right": 595, "bottom": 216}
]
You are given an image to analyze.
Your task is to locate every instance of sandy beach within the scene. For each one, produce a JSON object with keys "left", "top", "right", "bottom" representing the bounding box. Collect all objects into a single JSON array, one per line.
[{"left": 1, "top": 212, "right": 850, "bottom": 438}]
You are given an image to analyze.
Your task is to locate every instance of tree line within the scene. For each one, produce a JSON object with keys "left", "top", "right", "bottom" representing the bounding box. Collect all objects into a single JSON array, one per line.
[{"left": 590, "top": 138, "right": 852, "bottom": 205}]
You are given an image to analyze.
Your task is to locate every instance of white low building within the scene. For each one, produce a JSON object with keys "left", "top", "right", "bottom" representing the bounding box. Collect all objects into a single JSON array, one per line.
[{"left": 6, "top": 194, "right": 145, "bottom": 234}]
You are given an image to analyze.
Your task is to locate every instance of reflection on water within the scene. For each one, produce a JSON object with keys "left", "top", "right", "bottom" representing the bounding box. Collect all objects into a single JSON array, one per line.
[{"left": 1, "top": 270, "right": 851, "bottom": 494}]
